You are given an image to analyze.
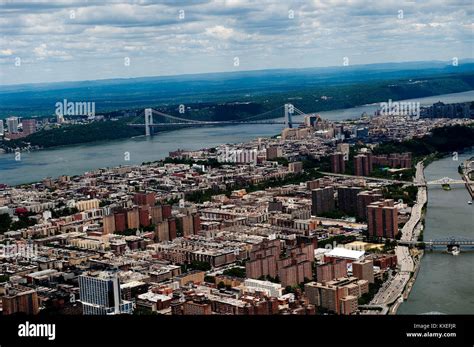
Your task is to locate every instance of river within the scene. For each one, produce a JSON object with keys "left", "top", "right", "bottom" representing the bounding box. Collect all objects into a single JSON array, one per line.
[
  {"left": 1, "top": 90, "right": 473, "bottom": 186},
  {"left": 398, "top": 150, "right": 474, "bottom": 314}
]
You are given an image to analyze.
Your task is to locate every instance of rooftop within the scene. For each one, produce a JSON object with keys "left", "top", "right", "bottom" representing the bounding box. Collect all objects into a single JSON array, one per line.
[{"left": 326, "top": 247, "right": 365, "bottom": 260}]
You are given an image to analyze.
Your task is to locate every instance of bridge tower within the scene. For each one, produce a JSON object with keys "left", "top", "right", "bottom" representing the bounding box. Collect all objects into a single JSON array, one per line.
[
  {"left": 284, "top": 103, "right": 293, "bottom": 128},
  {"left": 144, "top": 108, "right": 153, "bottom": 136}
]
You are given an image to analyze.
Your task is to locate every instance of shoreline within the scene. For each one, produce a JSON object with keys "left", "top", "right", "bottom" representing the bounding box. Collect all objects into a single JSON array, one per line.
[
  {"left": 391, "top": 151, "right": 473, "bottom": 314},
  {"left": 2, "top": 90, "right": 473, "bottom": 155},
  {"left": 389, "top": 161, "right": 428, "bottom": 314},
  {"left": 1, "top": 93, "right": 473, "bottom": 188},
  {"left": 462, "top": 156, "right": 474, "bottom": 199},
  {"left": 389, "top": 250, "right": 423, "bottom": 314}
]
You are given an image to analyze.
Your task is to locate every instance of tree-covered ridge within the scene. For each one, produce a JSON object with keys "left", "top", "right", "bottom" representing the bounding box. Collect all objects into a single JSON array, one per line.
[
  {"left": 373, "top": 125, "right": 474, "bottom": 157},
  {"left": 4, "top": 73, "right": 474, "bottom": 150}
]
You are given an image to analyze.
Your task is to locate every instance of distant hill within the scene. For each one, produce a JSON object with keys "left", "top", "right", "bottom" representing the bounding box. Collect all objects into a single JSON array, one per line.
[{"left": 1, "top": 60, "right": 473, "bottom": 118}]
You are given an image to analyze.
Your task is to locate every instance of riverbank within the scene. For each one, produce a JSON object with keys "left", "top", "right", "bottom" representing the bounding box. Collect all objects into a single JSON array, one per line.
[
  {"left": 397, "top": 149, "right": 474, "bottom": 314},
  {"left": 377, "top": 160, "right": 427, "bottom": 314},
  {"left": 461, "top": 156, "right": 474, "bottom": 198},
  {"left": 1, "top": 91, "right": 474, "bottom": 187},
  {"left": 389, "top": 248, "right": 423, "bottom": 314},
  {"left": 466, "top": 182, "right": 474, "bottom": 199}
]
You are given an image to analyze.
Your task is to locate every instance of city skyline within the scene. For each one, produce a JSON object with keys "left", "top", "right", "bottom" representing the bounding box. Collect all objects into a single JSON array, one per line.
[{"left": 1, "top": 0, "right": 473, "bottom": 85}]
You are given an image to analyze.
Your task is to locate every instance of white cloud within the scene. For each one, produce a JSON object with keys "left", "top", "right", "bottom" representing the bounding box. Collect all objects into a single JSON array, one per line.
[
  {"left": 33, "top": 44, "right": 71, "bottom": 60},
  {"left": 0, "top": 0, "right": 472, "bottom": 84},
  {"left": 205, "top": 25, "right": 234, "bottom": 39},
  {"left": 0, "top": 49, "right": 14, "bottom": 56}
]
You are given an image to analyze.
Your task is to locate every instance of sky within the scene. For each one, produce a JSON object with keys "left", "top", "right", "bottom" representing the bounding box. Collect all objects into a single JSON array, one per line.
[{"left": 0, "top": 0, "right": 472, "bottom": 85}]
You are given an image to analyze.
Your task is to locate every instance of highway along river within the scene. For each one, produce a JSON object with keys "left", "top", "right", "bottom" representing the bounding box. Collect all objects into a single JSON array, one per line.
[{"left": 398, "top": 150, "right": 474, "bottom": 314}]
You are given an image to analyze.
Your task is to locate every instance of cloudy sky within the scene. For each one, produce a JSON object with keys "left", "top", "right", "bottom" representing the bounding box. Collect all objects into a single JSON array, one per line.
[{"left": 0, "top": 0, "right": 472, "bottom": 85}]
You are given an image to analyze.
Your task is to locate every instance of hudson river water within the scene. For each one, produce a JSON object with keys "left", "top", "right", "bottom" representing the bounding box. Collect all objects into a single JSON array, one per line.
[
  {"left": 1, "top": 90, "right": 473, "bottom": 186},
  {"left": 398, "top": 150, "right": 474, "bottom": 314}
]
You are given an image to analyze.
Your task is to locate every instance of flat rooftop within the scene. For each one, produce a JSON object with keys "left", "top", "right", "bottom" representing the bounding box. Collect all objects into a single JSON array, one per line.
[{"left": 326, "top": 247, "right": 365, "bottom": 260}]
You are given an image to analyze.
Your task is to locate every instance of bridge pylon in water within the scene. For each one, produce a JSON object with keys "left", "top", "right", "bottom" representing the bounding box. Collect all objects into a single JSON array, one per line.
[{"left": 144, "top": 108, "right": 153, "bottom": 136}]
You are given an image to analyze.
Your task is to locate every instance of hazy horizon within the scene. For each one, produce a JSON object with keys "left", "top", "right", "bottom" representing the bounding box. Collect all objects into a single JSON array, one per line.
[{"left": 2, "top": 58, "right": 473, "bottom": 88}]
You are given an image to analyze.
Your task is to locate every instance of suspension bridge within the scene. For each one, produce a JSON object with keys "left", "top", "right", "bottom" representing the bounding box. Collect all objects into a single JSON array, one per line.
[{"left": 127, "top": 104, "right": 310, "bottom": 136}]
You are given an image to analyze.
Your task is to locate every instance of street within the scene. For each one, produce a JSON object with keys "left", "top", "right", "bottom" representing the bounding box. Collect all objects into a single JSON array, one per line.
[{"left": 370, "top": 162, "right": 426, "bottom": 308}]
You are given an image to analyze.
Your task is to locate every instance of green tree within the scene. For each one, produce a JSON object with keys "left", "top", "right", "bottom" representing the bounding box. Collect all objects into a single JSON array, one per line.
[
  {"left": 9, "top": 215, "right": 37, "bottom": 231},
  {"left": 223, "top": 267, "right": 246, "bottom": 278},
  {"left": 188, "top": 261, "right": 212, "bottom": 271},
  {"left": 204, "top": 275, "right": 215, "bottom": 283},
  {"left": 0, "top": 213, "right": 12, "bottom": 234}
]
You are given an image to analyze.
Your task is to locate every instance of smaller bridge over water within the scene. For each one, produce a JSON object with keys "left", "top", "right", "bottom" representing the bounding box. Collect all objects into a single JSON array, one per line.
[
  {"left": 398, "top": 236, "right": 474, "bottom": 250},
  {"left": 425, "top": 177, "right": 465, "bottom": 185}
]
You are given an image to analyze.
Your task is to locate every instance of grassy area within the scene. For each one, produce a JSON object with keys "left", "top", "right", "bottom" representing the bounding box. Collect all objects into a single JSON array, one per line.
[
  {"left": 370, "top": 166, "right": 416, "bottom": 181},
  {"left": 317, "top": 234, "right": 357, "bottom": 248},
  {"left": 382, "top": 184, "right": 418, "bottom": 206}
]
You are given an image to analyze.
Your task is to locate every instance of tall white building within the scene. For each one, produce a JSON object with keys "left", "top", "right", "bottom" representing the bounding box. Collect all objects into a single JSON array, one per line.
[
  {"left": 79, "top": 271, "right": 133, "bottom": 315},
  {"left": 0, "top": 119, "right": 4, "bottom": 136},
  {"left": 57, "top": 113, "right": 64, "bottom": 124},
  {"left": 6, "top": 117, "right": 19, "bottom": 134}
]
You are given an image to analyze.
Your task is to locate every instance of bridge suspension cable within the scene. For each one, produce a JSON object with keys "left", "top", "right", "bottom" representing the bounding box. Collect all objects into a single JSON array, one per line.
[
  {"left": 134, "top": 105, "right": 287, "bottom": 125},
  {"left": 237, "top": 105, "right": 285, "bottom": 122},
  {"left": 292, "top": 106, "right": 308, "bottom": 116},
  {"left": 129, "top": 103, "right": 312, "bottom": 136},
  {"left": 150, "top": 109, "right": 203, "bottom": 124}
]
